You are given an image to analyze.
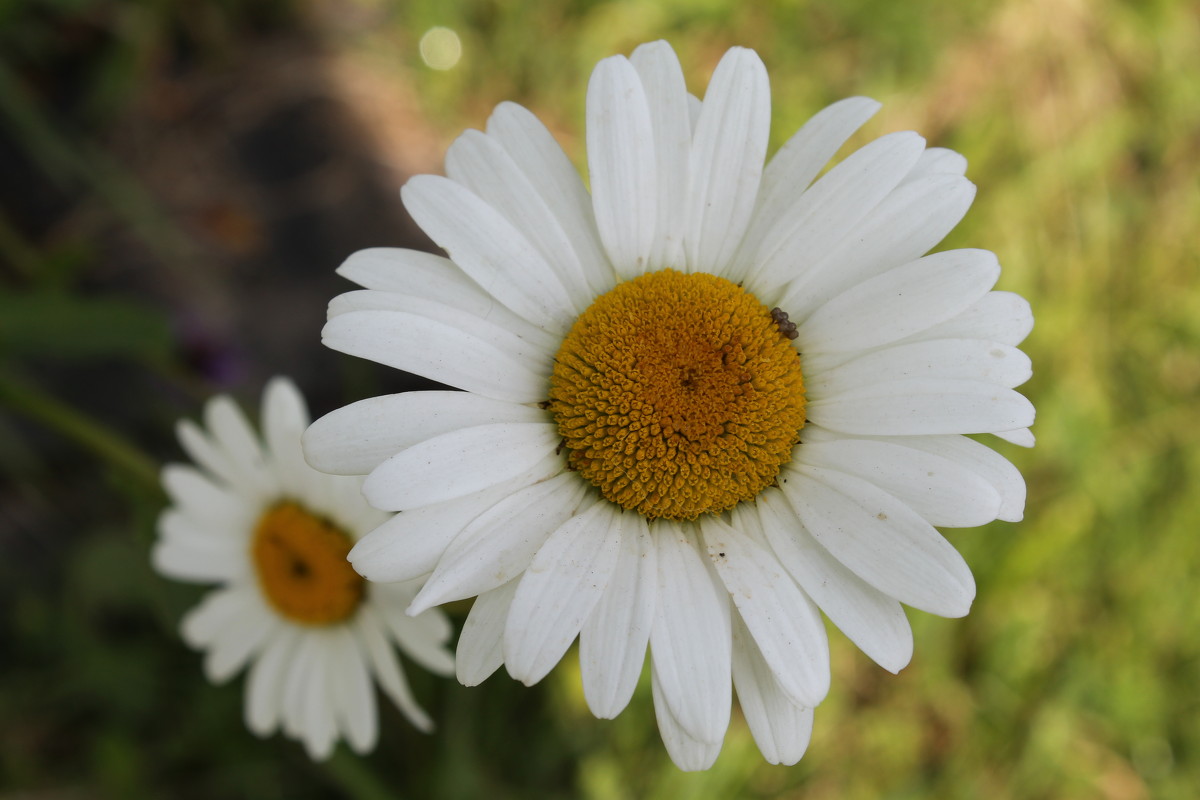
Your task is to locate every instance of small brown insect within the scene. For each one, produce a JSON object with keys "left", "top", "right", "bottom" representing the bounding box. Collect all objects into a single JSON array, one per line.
[{"left": 769, "top": 307, "right": 799, "bottom": 340}]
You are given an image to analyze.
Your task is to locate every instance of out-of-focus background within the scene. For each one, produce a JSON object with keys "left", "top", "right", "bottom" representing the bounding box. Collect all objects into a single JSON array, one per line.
[{"left": 2, "top": 0, "right": 1197, "bottom": 797}]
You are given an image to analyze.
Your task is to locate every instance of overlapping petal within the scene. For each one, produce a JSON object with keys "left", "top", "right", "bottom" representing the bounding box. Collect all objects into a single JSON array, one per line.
[
  {"left": 504, "top": 501, "right": 625, "bottom": 685},
  {"left": 746, "top": 494, "right": 914, "bottom": 673},
  {"left": 306, "top": 39, "right": 1032, "bottom": 773},
  {"left": 580, "top": 513, "right": 656, "bottom": 718},
  {"left": 684, "top": 47, "right": 771, "bottom": 273},
  {"left": 304, "top": 391, "right": 545, "bottom": 477},
  {"left": 361, "top": 422, "right": 561, "bottom": 510},
  {"left": 155, "top": 378, "right": 454, "bottom": 760},
  {"left": 587, "top": 55, "right": 657, "bottom": 277},
  {"left": 648, "top": 524, "right": 732, "bottom": 745},
  {"left": 402, "top": 175, "right": 579, "bottom": 333},
  {"left": 781, "top": 466, "right": 977, "bottom": 617}
]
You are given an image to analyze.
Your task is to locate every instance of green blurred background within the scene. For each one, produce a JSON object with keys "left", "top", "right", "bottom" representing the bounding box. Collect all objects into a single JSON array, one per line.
[{"left": 1, "top": 0, "right": 1197, "bottom": 797}]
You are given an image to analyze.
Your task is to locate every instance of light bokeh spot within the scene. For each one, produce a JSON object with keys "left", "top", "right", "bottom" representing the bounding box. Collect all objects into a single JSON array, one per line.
[{"left": 419, "top": 27, "right": 462, "bottom": 70}]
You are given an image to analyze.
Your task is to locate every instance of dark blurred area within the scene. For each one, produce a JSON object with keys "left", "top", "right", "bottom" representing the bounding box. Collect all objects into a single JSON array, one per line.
[
  {"left": 0, "top": 0, "right": 436, "bottom": 397},
  {"left": 0, "top": 3, "right": 497, "bottom": 798}
]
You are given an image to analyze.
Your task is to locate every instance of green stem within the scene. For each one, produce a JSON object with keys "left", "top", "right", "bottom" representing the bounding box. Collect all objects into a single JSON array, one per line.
[
  {"left": 0, "top": 210, "right": 39, "bottom": 280},
  {"left": 0, "top": 370, "right": 161, "bottom": 492},
  {"left": 322, "top": 750, "right": 402, "bottom": 800}
]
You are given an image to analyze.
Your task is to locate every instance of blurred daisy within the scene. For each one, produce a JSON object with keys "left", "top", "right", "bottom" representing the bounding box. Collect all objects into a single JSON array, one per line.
[
  {"left": 304, "top": 41, "right": 1033, "bottom": 769},
  {"left": 154, "top": 377, "right": 454, "bottom": 760}
]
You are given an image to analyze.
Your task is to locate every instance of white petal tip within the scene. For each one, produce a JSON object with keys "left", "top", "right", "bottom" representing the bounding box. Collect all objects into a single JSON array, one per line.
[
  {"left": 878, "top": 653, "right": 913, "bottom": 675},
  {"left": 404, "top": 599, "right": 430, "bottom": 618},
  {"left": 941, "top": 595, "right": 975, "bottom": 619}
]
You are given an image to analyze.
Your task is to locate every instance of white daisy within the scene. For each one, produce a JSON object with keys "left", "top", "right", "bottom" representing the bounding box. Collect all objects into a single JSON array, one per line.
[
  {"left": 153, "top": 377, "right": 454, "bottom": 760},
  {"left": 303, "top": 41, "right": 1033, "bottom": 770}
]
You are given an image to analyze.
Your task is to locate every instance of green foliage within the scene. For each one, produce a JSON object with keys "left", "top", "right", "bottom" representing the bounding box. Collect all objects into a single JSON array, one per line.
[{"left": 0, "top": 292, "right": 173, "bottom": 361}]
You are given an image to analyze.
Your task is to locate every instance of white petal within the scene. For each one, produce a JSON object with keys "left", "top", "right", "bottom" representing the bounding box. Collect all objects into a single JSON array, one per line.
[
  {"left": 686, "top": 93, "right": 702, "bottom": 130},
  {"left": 649, "top": 523, "right": 732, "bottom": 744},
  {"left": 652, "top": 664, "right": 723, "bottom": 771},
  {"left": 781, "top": 466, "right": 976, "bottom": 617},
  {"left": 629, "top": 40, "right": 691, "bottom": 269},
  {"left": 486, "top": 102, "right": 615, "bottom": 297},
  {"left": 749, "top": 131, "right": 925, "bottom": 293},
  {"left": 794, "top": 437, "right": 1002, "bottom": 527},
  {"left": 586, "top": 55, "right": 657, "bottom": 278},
  {"left": 202, "top": 395, "right": 277, "bottom": 497},
  {"left": 181, "top": 585, "right": 251, "bottom": 650},
  {"left": 401, "top": 174, "right": 577, "bottom": 333},
  {"left": 456, "top": 578, "right": 519, "bottom": 686},
  {"left": 381, "top": 611, "right": 455, "bottom": 677},
  {"left": 326, "top": 292, "right": 554, "bottom": 376},
  {"left": 777, "top": 174, "right": 977, "bottom": 319},
  {"left": 333, "top": 248, "right": 559, "bottom": 350},
  {"left": 322, "top": 310, "right": 547, "bottom": 405},
  {"left": 300, "top": 636, "right": 338, "bottom": 760},
  {"left": 994, "top": 427, "right": 1036, "bottom": 447},
  {"left": 260, "top": 376, "right": 311, "bottom": 499},
  {"left": 807, "top": 378, "right": 1036, "bottom": 436},
  {"left": 337, "top": 247, "right": 461, "bottom": 292},
  {"left": 160, "top": 464, "right": 255, "bottom": 529},
  {"left": 684, "top": 47, "right": 771, "bottom": 274},
  {"left": 753, "top": 96, "right": 882, "bottom": 245},
  {"left": 303, "top": 391, "right": 545, "bottom": 477},
  {"left": 850, "top": 431, "right": 1027, "bottom": 522},
  {"left": 904, "top": 147, "right": 968, "bottom": 181},
  {"left": 245, "top": 626, "right": 300, "bottom": 736},
  {"left": 348, "top": 455, "right": 563, "bottom": 581},
  {"left": 699, "top": 516, "right": 829, "bottom": 708},
  {"left": 328, "top": 626, "right": 377, "bottom": 754},
  {"left": 362, "top": 422, "right": 560, "bottom": 511},
  {"left": 201, "top": 594, "right": 276, "bottom": 683},
  {"left": 370, "top": 579, "right": 432, "bottom": 623},
  {"left": 176, "top": 420, "right": 238, "bottom": 489},
  {"left": 731, "top": 612, "right": 815, "bottom": 766},
  {"left": 580, "top": 513, "right": 656, "bottom": 719},
  {"left": 281, "top": 635, "right": 316, "bottom": 739},
  {"left": 410, "top": 471, "right": 588, "bottom": 613},
  {"left": 152, "top": 514, "right": 245, "bottom": 583},
  {"left": 336, "top": 477, "right": 389, "bottom": 536},
  {"left": 902, "top": 290, "right": 1035, "bottom": 347},
  {"left": 748, "top": 493, "right": 913, "bottom": 673},
  {"left": 799, "top": 249, "right": 1000, "bottom": 353},
  {"left": 446, "top": 129, "right": 593, "bottom": 309},
  {"left": 354, "top": 607, "right": 433, "bottom": 732},
  {"left": 157, "top": 507, "right": 242, "bottom": 547},
  {"left": 806, "top": 339, "right": 1032, "bottom": 396},
  {"left": 504, "top": 500, "right": 624, "bottom": 685},
  {"left": 151, "top": 541, "right": 237, "bottom": 584}
]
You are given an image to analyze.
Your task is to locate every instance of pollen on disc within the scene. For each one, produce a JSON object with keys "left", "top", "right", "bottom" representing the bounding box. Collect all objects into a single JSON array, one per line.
[
  {"left": 549, "top": 269, "right": 806, "bottom": 520},
  {"left": 252, "top": 503, "right": 365, "bottom": 625}
]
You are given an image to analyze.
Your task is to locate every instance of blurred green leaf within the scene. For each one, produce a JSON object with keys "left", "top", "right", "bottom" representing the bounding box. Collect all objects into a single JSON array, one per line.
[{"left": 0, "top": 292, "right": 173, "bottom": 361}]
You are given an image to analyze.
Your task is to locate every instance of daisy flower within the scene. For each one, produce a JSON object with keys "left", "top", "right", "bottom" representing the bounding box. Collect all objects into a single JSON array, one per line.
[
  {"left": 153, "top": 377, "right": 454, "bottom": 760},
  {"left": 304, "top": 41, "right": 1033, "bottom": 770}
]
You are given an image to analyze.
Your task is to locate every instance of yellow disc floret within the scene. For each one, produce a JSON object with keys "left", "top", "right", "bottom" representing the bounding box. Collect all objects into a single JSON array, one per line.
[
  {"left": 251, "top": 502, "right": 364, "bottom": 625},
  {"left": 549, "top": 269, "right": 806, "bottom": 520}
]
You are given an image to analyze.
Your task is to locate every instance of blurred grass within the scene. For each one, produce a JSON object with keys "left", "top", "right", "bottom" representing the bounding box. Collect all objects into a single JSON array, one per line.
[{"left": 2, "top": 0, "right": 1198, "bottom": 798}]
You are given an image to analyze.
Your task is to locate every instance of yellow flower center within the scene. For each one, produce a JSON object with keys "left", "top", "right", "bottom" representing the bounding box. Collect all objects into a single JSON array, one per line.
[
  {"left": 549, "top": 269, "right": 806, "bottom": 520},
  {"left": 251, "top": 502, "right": 364, "bottom": 625}
]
